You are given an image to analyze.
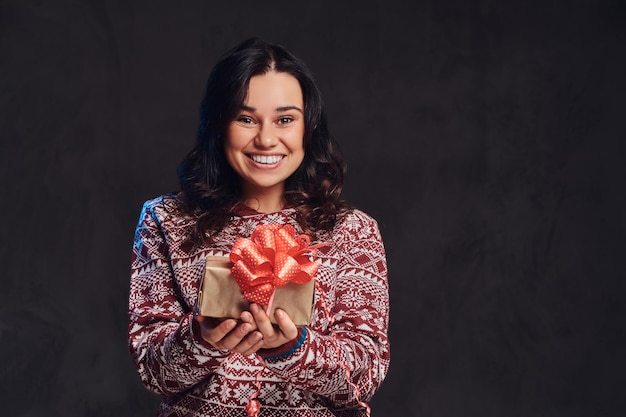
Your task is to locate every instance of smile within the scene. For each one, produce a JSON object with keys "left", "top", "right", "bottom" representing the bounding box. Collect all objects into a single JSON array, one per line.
[{"left": 249, "top": 154, "right": 284, "bottom": 165}]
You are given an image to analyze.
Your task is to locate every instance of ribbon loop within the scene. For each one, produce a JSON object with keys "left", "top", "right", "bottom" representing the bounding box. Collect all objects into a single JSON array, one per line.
[{"left": 230, "top": 224, "right": 329, "bottom": 306}]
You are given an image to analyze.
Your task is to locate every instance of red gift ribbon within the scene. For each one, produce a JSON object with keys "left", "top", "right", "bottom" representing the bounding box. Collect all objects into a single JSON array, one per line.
[{"left": 230, "top": 224, "right": 328, "bottom": 310}]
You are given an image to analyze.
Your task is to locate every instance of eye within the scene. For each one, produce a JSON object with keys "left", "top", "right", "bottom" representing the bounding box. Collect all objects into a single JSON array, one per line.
[
  {"left": 236, "top": 115, "right": 255, "bottom": 125},
  {"left": 277, "top": 116, "right": 294, "bottom": 125}
]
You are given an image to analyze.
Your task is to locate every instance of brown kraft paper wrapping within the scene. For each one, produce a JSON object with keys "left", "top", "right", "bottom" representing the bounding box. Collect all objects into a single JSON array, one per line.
[{"left": 196, "top": 256, "right": 315, "bottom": 326}]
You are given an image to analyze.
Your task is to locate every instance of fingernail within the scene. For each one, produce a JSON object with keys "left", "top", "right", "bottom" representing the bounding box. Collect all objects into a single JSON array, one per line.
[
  {"left": 250, "top": 304, "right": 259, "bottom": 313},
  {"left": 226, "top": 320, "right": 236, "bottom": 330},
  {"left": 275, "top": 309, "right": 283, "bottom": 319}
]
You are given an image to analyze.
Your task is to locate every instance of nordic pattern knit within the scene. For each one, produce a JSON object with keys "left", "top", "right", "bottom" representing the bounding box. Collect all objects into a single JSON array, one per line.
[{"left": 128, "top": 195, "right": 390, "bottom": 417}]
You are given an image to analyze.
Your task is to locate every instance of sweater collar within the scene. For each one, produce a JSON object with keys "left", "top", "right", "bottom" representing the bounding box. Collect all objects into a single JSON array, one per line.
[{"left": 231, "top": 202, "right": 295, "bottom": 217}]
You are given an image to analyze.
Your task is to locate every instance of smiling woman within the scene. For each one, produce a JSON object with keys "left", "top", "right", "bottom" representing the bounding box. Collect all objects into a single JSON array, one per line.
[{"left": 128, "top": 38, "right": 390, "bottom": 417}]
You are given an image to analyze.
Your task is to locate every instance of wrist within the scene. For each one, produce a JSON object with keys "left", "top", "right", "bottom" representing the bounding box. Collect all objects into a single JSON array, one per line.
[{"left": 258, "top": 326, "right": 307, "bottom": 360}]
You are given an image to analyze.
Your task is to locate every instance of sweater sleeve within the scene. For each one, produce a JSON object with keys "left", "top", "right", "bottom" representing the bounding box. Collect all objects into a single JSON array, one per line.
[
  {"left": 263, "top": 211, "right": 391, "bottom": 408},
  {"left": 127, "top": 200, "right": 229, "bottom": 395}
]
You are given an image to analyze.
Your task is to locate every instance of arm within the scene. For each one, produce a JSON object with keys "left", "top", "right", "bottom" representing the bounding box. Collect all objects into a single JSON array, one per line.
[
  {"left": 260, "top": 211, "right": 391, "bottom": 407},
  {"left": 128, "top": 200, "right": 230, "bottom": 395}
]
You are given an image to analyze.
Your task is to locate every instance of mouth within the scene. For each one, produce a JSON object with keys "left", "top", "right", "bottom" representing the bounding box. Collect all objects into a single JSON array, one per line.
[{"left": 248, "top": 154, "right": 285, "bottom": 165}]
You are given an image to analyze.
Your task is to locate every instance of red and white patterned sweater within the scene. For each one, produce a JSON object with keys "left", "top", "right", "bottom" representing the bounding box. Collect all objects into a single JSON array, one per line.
[{"left": 129, "top": 195, "right": 390, "bottom": 417}]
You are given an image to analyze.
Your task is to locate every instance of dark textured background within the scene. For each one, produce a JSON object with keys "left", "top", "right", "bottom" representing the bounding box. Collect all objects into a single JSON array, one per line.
[{"left": 1, "top": 1, "right": 625, "bottom": 416}]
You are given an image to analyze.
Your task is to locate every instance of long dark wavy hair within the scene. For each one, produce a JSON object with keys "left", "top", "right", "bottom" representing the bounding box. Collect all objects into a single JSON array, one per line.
[{"left": 177, "top": 37, "right": 351, "bottom": 242}]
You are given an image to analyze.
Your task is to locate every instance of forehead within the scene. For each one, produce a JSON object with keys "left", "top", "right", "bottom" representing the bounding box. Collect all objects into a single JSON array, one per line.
[{"left": 244, "top": 71, "right": 303, "bottom": 108}]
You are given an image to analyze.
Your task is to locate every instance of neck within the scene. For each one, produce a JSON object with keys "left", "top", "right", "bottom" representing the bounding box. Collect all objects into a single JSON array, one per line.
[{"left": 241, "top": 185, "right": 285, "bottom": 213}]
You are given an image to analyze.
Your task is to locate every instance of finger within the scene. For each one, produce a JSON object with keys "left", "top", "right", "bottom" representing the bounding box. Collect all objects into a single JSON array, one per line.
[
  {"left": 249, "top": 303, "right": 274, "bottom": 335},
  {"left": 240, "top": 335, "right": 265, "bottom": 356},
  {"left": 274, "top": 309, "right": 298, "bottom": 340},
  {"left": 239, "top": 310, "right": 258, "bottom": 330},
  {"left": 203, "top": 319, "right": 237, "bottom": 344},
  {"left": 232, "top": 331, "right": 263, "bottom": 355},
  {"left": 218, "top": 321, "right": 256, "bottom": 350}
]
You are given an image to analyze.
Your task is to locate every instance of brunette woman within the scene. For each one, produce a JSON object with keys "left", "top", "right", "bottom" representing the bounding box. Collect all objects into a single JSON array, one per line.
[{"left": 129, "top": 37, "right": 390, "bottom": 417}]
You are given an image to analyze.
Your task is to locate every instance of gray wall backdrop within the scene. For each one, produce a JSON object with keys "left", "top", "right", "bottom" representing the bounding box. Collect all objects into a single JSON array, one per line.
[{"left": 1, "top": 0, "right": 625, "bottom": 416}]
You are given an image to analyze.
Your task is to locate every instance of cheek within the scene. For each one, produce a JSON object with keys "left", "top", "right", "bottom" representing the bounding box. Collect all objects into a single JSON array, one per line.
[
  {"left": 225, "top": 125, "right": 249, "bottom": 151},
  {"left": 224, "top": 129, "right": 244, "bottom": 168},
  {"left": 289, "top": 127, "right": 306, "bottom": 153},
  {"left": 225, "top": 126, "right": 240, "bottom": 148}
]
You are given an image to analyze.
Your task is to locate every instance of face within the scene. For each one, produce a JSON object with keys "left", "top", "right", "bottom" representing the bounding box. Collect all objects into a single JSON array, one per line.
[{"left": 225, "top": 70, "right": 305, "bottom": 201}]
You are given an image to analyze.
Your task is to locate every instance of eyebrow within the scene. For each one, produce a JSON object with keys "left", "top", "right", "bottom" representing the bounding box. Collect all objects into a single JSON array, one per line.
[{"left": 240, "top": 105, "right": 304, "bottom": 114}]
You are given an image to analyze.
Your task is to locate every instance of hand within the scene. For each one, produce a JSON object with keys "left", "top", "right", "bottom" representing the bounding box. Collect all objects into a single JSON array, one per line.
[
  {"left": 195, "top": 311, "right": 264, "bottom": 356},
  {"left": 249, "top": 303, "right": 298, "bottom": 349}
]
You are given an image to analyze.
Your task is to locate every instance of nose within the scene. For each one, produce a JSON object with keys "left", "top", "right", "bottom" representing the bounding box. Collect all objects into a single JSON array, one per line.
[{"left": 254, "top": 123, "right": 278, "bottom": 148}]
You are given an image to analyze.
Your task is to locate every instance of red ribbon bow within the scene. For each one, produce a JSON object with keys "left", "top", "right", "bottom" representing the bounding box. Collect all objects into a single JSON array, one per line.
[{"left": 230, "top": 224, "right": 327, "bottom": 307}]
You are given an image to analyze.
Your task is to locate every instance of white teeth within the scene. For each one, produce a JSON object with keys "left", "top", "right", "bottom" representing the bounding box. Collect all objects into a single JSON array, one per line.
[{"left": 251, "top": 155, "right": 283, "bottom": 164}]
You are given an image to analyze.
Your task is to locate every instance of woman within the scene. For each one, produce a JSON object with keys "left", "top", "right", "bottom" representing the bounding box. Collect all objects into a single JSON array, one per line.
[{"left": 129, "top": 37, "right": 390, "bottom": 417}]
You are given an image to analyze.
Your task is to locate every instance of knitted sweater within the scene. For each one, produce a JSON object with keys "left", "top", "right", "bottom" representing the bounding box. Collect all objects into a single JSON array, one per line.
[{"left": 128, "top": 195, "right": 390, "bottom": 417}]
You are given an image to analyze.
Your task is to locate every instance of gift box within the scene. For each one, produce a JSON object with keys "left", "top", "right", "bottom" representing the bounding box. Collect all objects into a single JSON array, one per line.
[{"left": 196, "top": 256, "right": 315, "bottom": 326}]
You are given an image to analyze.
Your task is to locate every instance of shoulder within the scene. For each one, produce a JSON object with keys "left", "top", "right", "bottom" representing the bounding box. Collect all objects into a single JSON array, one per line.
[
  {"left": 138, "top": 193, "right": 190, "bottom": 227},
  {"left": 332, "top": 208, "right": 383, "bottom": 242},
  {"left": 141, "top": 193, "right": 180, "bottom": 212}
]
